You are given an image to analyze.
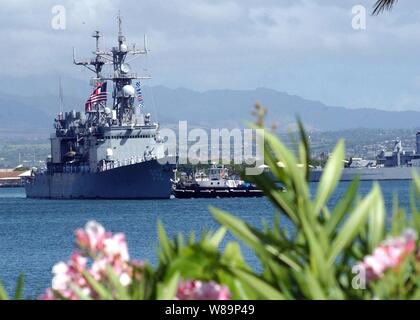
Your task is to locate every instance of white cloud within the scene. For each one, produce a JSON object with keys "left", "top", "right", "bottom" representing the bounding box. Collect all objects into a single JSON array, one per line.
[
  {"left": 183, "top": 1, "right": 243, "bottom": 22},
  {"left": 1, "top": 0, "right": 420, "bottom": 110}
]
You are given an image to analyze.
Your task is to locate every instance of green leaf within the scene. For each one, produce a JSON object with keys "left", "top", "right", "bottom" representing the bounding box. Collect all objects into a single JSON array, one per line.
[
  {"left": 157, "top": 272, "right": 180, "bottom": 300},
  {"left": 367, "top": 183, "right": 385, "bottom": 251},
  {"left": 230, "top": 268, "right": 285, "bottom": 300},
  {"left": 413, "top": 171, "right": 420, "bottom": 196},
  {"left": 248, "top": 172, "right": 299, "bottom": 224},
  {"left": 299, "top": 208, "right": 330, "bottom": 283},
  {"left": 0, "top": 280, "right": 9, "bottom": 300},
  {"left": 297, "top": 118, "right": 311, "bottom": 181},
  {"left": 158, "top": 220, "right": 173, "bottom": 263},
  {"left": 176, "top": 233, "right": 185, "bottom": 253},
  {"left": 105, "top": 266, "right": 130, "bottom": 300},
  {"left": 212, "top": 207, "right": 301, "bottom": 272},
  {"left": 313, "top": 140, "right": 345, "bottom": 217},
  {"left": 14, "top": 274, "right": 24, "bottom": 300},
  {"left": 82, "top": 270, "right": 112, "bottom": 300},
  {"left": 294, "top": 269, "right": 327, "bottom": 300},
  {"left": 391, "top": 194, "right": 406, "bottom": 236},
  {"left": 217, "top": 271, "right": 256, "bottom": 300},
  {"left": 208, "top": 227, "right": 226, "bottom": 248},
  {"left": 328, "top": 185, "right": 380, "bottom": 265},
  {"left": 411, "top": 172, "right": 420, "bottom": 236},
  {"left": 211, "top": 207, "right": 263, "bottom": 253},
  {"left": 222, "top": 242, "right": 248, "bottom": 269},
  {"left": 263, "top": 129, "right": 309, "bottom": 198},
  {"left": 166, "top": 255, "right": 208, "bottom": 280},
  {"left": 410, "top": 187, "right": 420, "bottom": 237},
  {"left": 69, "top": 283, "right": 92, "bottom": 300},
  {"left": 132, "top": 264, "right": 154, "bottom": 300},
  {"left": 325, "top": 177, "right": 359, "bottom": 237}
]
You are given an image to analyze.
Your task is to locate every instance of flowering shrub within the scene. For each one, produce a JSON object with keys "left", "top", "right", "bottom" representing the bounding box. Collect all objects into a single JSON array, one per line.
[
  {"left": 1, "top": 120, "right": 420, "bottom": 300},
  {"left": 37, "top": 221, "right": 232, "bottom": 300},
  {"left": 356, "top": 229, "right": 417, "bottom": 282},
  {"left": 176, "top": 280, "right": 231, "bottom": 300},
  {"left": 206, "top": 123, "right": 420, "bottom": 299},
  {"left": 41, "top": 221, "right": 135, "bottom": 300}
]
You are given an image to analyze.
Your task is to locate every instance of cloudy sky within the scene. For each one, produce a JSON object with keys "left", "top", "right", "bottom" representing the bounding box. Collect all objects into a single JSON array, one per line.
[{"left": 2, "top": 0, "right": 420, "bottom": 111}]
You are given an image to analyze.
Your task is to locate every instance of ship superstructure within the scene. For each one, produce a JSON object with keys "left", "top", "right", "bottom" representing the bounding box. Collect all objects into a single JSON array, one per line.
[
  {"left": 25, "top": 16, "right": 175, "bottom": 199},
  {"left": 310, "top": 132, "right": 420, "bottom": 182},
  {"left": 376, "top": 135, "right": 420, "bottom": 167}
]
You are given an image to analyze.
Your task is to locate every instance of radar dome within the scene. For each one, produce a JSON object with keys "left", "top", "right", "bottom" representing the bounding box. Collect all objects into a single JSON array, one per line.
[
  {"left": 120, "top": 44, "right": 128, "bottom": 52},
  {"left": 104, "top": 107, "right": 111, "bottom": 114},
  {"left": 120, "top": 63, "right": 130, "bottom": 74},
  {"left": 122, "top": 85, "right": 135, "bottom": 97}
]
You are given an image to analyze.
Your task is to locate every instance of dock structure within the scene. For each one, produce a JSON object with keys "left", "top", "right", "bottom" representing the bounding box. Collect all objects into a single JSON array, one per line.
[{"left": 0, "top": 169, "right": 31, "bottom": 187}]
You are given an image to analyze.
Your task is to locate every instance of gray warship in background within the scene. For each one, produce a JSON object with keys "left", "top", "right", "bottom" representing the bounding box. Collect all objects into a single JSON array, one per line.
[
  {"left": 310, "top": 133, "right": 420, "bottom": 182},
  {"left": 25, "top": 17, "right": 175, "bottom": 199}
]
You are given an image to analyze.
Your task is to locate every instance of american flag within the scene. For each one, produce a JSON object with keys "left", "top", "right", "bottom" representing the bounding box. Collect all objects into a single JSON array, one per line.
[
  {"left": 135, "top": 81, "right": 144, "bottom": 108},
  {"left": 85, "top": 82, "right": 107, "bottom": 112}
]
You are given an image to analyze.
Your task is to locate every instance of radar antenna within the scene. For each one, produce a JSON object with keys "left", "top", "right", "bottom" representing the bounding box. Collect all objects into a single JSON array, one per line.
[
  {"left": 73, "top": 14, "right": 151, "bottom": 125},
  {"left": 58, "top": 76, "right": 64, "bottom": 114}
]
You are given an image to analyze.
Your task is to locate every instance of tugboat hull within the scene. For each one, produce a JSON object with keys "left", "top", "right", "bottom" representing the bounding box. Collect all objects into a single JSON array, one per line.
[
  {"left": 25, "top": 159, "right": 175, "bottom": 199},
  {"left": 173, "top": 187, "right": 263, "bottom": 199}
]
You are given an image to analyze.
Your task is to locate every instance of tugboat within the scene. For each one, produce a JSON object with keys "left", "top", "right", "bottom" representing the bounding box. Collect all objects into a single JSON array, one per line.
[
  {"left": 172, "top": 164, "right": 263, "bottom": 198},
  {"left": 25, "top": 15, "right": 176, "bottom": 199}
]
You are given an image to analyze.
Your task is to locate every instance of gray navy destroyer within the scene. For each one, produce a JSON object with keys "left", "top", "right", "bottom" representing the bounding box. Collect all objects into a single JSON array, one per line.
[
  {"left": 25, "top": 17, "right": 175, "bottom": 199},
  {"left": 310, "top": 133, "right": 420, "bottom": 182}
]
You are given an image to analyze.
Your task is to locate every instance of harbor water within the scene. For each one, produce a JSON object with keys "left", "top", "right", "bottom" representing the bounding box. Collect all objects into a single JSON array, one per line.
[{"left": 0, "top": 180, "right": 413, "bottom": 297}]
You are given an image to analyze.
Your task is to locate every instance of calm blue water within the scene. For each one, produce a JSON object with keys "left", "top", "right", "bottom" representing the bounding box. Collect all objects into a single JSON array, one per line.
[{"left": 0, "top": 180, "right": 413, "bottom": 298}]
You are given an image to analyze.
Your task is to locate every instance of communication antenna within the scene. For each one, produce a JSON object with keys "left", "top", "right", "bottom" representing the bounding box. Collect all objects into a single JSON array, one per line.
[
  {"left": 118, "top": 10, "right": 122, "bottom": 37},
  {"left": 144, "top": 34, "right": 149, "bottom": 53},
  {"left": 93, "top": 30, "right": 101, "bottom": 52},
  {"left": 58, "top": 76, "right": 64, "bottom": 114}
]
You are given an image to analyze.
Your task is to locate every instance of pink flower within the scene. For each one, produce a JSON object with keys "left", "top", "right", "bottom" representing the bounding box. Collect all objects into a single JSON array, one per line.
[
  {"left": 119, "top": 273, "right": 132, "bottom": 286},
  {"left": 176, "top": 280, "right": 231, "bottom": 300},
  {"left": 40, "top": 288, "right": 55, "bottom": 300},
  {"left": 47, "top": 252, "right": 91, "bottom": 300},
  {"left": 41, "top": 221, "right": 136, "bottom": 300},
  {"left": 103, "top": 233, "right": 130, "bottom": 262},
  {"left": 51, "top": 261, "right": 70, "bottom": 292},
  {"left": 75, "top": 220, "right": 106, "bottom": 255},
  {"left": 356, "top": 228, "right": 418, "bottom": 282}
]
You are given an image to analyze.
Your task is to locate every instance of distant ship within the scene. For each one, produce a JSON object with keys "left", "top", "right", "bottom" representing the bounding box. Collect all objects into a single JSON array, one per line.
[
  {"left": 172, "top": 164, "right": 264, "bottom": 198},
  {"left": 25, "top": 16, "right": 175, "bottom": 199},
  {"left": 310, "top": 133, "right": 420, "bottom": 182}
]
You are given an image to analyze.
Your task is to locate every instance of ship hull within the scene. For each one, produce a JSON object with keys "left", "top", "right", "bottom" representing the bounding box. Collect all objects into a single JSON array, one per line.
[
  {"left": 310, "top": 166, "right": 420, "bottom": 182},
  {"left": 25, "top": 159, "right": 175, "bottom": 199}
]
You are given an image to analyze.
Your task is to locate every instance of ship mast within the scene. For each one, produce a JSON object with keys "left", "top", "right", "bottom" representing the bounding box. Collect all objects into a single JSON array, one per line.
[
  {"left": 58, "top": 76, "right": 64, "bottom": 114},
  {"left": 73, "top": 13, "right": 150, "bottom": 126}
]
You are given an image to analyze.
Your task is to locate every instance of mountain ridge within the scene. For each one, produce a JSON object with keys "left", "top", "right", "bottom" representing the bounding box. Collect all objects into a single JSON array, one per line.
[{"left": 1, "top": 85, "right": 420, "bottom": 135}]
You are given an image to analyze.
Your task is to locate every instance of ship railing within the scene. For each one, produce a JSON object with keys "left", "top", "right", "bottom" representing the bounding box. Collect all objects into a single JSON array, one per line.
[
  {"left": 40, "top": 164, "right": 86, "bottom": 175},
  {"left": 98, "top": 155, "right": 158, "bottom": 172},
  {"left": 40, "top": 156, "right": 158, "bottom": 174}
]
